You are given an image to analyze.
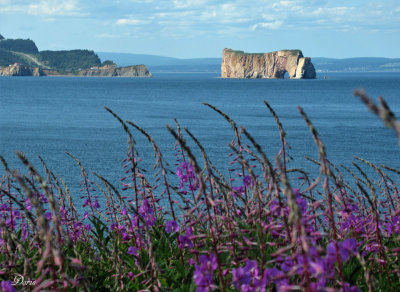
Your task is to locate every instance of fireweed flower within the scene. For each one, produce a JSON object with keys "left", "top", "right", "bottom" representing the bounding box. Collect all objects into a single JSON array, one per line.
[
  {"left": 166, "top": 220, "right": 179, "bottom": 233},
  {"left": 127, "top": 271, "right": 135, "bottom": 280},
  {"left": 339, "top": 238, "right": 358, "bottom": 261},
  {"left": 1, "top": 280, "right": 16, "bottom": 292},
  {"left": 325, "top": 238, "right": 358, "bottom": 273},
  {"left": 121, "top": 207, "right": 127, "bottom": 216},
  {"left": 243, "top": 175, "right": 252, "bottom": 187},
  {"left": 0, "top": 204, "right": 10, "bottom": 212},
  {"left": 139, "top": 200, "right": 156, "bottom": 226},
  {"left": 127, "top": 246, "right": 138, "bottom": 256},
  {"left": 25, "top": 198, "right": 32, "bottom": 211},
  {"left": 122, "top": 233, "right": 130, "bottom": 241},
  {"left": 93, "top": 197, "right": 100, "bottom": 209},
  {"left": 177, "top": 162, "right": 199, "bottom": 191},
  {"left": 178, "top": 227, "right": 193, "bottom": 249},
  {"left": 232, "top": 260, "right": 264, "bottom": 291},
  {"left": 45, "top": 212, "right": 52, "bottom": 220},
  {"left": 341, "top": 283, "right": 361, "bottom": 292},
  {"left": 387, "top": 215, "right": 400, "bottom": 235},
  {"left": 194, "top": 254, "right": 217, "bottom": 292}
]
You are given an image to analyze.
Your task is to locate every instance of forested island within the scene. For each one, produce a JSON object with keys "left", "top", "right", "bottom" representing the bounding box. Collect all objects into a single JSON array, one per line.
[{"left": 0, "top": 34, "right": 151, "bottom": 77}]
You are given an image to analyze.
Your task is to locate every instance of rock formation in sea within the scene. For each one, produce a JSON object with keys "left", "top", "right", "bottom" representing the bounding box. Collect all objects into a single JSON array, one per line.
[
  {"left": 78, "top": 64, "right": 152, "bottom": 77},
  {"left": 0, "top": 64, "right": 45, "bottom": 76},
  {"left": 221, "top": 48, "right": 316, "bottom": 79}
]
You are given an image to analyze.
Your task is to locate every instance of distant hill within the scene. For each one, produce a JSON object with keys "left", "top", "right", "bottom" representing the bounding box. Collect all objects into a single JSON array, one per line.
[
  {"left": 0, "top": 38, "right": 39, "bottom": 54},
  {"left": 98, "top": 52, "right": 400, "bottom": 73},
  {"left": 97, "top": 52, "right": 220, "bottom": 72},
  {"left": 0, "top": 34, "right": 101, "bottom": 73},
  {"left": 40, "top": 50, "right": 101, "bottom": 72},
  {"left": 312, "top": 57, "right": 400, "bottom": 72}
]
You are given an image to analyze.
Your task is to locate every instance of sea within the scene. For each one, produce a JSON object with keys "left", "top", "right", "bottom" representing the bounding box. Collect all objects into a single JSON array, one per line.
[{"left": 1, "top": 72, "right": 400, "bottom": 203}]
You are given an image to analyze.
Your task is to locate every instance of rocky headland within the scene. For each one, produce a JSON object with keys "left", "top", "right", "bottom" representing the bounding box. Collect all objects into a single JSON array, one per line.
[
  {"left": 221, "top": 48, "right": 316, "bottom": 79},
  {"left": 78, "top": 64, "right": 152, "bottom": 77},
  {"left": 0, "top": 64, "right": 44, "bottom": 76}
]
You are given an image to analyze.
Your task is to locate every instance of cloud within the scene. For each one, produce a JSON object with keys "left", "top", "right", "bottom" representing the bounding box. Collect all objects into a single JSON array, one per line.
[
  {"left": 173, "top": 0, "right": 210, "bottom": 9},
  {"left": 250, "top": 20, "right": 284, "bottom": 31},
  {"left": 312, "top": 6, "right": 355, "bottom": 17},
  {"left": 116, "top": 18, "right": 146, "bottom": 25},
  {"left": 1, "top": 0, "right": 399, "bottom": 41},
  {"left": 29, "top": 0, "right": 86, "bottom": 16},
  {"left": 0, "top": 0, "right": 86, "bottom": 16}
]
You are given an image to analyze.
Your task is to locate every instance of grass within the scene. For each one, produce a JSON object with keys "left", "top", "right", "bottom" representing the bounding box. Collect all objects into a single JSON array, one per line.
[{"left": 0, "top": 90, "right": 399, "bottom": 291}]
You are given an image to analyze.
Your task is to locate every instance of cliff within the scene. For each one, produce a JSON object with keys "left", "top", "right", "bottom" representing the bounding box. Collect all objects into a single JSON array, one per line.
[
  {"left": 0, "top": 64, "right": 45, "bottom": 76},
  {"left": 221, "top": 48, "right": 316, "bottom": 79},
  {"left": 78, "top": 64, "right": 152, "bottom": 77}
]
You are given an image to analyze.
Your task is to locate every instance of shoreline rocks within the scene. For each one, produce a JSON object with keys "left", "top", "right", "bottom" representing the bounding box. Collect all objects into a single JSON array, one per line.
[
  {"left": 78, "top": 64, "right": 152, "bottom": 77},
  {"left": 0, "top": 64, "right": 45, "bottom": 76}
]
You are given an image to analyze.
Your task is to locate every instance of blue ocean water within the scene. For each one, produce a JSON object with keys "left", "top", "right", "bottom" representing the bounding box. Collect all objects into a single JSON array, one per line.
[{"left": 1, "top": 72, "right": 400, "bottom": 199}]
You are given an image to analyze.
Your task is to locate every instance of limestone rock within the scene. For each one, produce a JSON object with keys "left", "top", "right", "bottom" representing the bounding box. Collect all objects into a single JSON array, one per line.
[
  {"left": 78, "top": 64, "right": 152, "bottom": 77},
  {"left": 0, "top": 64, "right": 45, "bottom": 76},
  {"left": 221, "top": 48, "right": 316, "bottom": 79}
]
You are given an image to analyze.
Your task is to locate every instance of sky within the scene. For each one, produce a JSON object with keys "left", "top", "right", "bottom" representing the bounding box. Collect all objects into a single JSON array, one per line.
[{"left": 0, "top": 0, "right": 399, "bottom": 59}]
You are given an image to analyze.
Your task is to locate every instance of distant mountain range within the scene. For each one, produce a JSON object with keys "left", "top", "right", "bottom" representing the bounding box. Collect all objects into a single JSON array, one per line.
[
  {"left": 96, "top": 52, "right": 221, "bottom": 73},
  {"left": 97, "top": 52, "right": 400, "bottom": 73}
]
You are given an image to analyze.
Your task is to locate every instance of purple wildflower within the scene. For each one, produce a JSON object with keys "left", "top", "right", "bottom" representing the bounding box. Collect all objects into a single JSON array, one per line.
[
  {"left": 25, "top": 199, "right": 32, "bottom": 211},
  {"left": 177, "top": 162, "right": 199, "bottom": 191},
  {"left": 45, "top": 212, "right": 52, "bottom": 220},
  {"left": 166, "top": 220, "right": 180, "bottom": 233},
  {"left": 121, "top": 207, "right": 127, "bottom": 216},
  {"left": 127, "top": 271, "right": 135, "bottom": 280},
  {"left": 139, "top": 200, "right": 156, "bottom": 226},
  {"left": 179, "top": 227, "right": 194, "bottom": 249},
  {"left": 83, "top": 198, "right": 91, "bottom": 208},
  {"left": 127, "top": 246, "right": 138, "bottom": 256},
  {"left": 194, "top": 254, "right": 217, "bottom": 292},
  {"left": 341, "top": 283, "right": 361, "bottom": 292},
  {"left": 243, "top": 175, "right": 252, "bottom": 187},
  {"left": 1, "top": 281, "right": 16, "bottom": 292},
  {"left": 0, "top": 204, "right": 10, "bottom": 212},
  {"left": 387, "top": 215, "right": 400, "bottom": 235},
  {"left": 38, "top": 192, "right": 48, "bottom": 203},
  {"left": 232, "top": 260, "right": 263, "bottom": 291},
  {"left": 122, "top": 233, "right": 130, "bottom": 241},
  {"left": 339, "top": 238, "right": 358, "bottom": 261},
  {"left": 93, "top": 197, "right": 100, "bottom": 209}
]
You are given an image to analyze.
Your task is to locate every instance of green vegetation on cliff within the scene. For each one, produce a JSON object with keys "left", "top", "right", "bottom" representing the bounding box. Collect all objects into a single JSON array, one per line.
[
  {"left": 40, "top": 49, "right": 101, "bottom": 73},
  {"left": 0, "top": 38, "right": 39, "bottom": 54},
  {"left": 101, "top": 60, "right": 116, "bottom": 66},
  {"left": 0, "top": 49, "right": 27, "bottom": 66},
  {"left": 0, "top": 35, "right": 102, "bottom": 74}
]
